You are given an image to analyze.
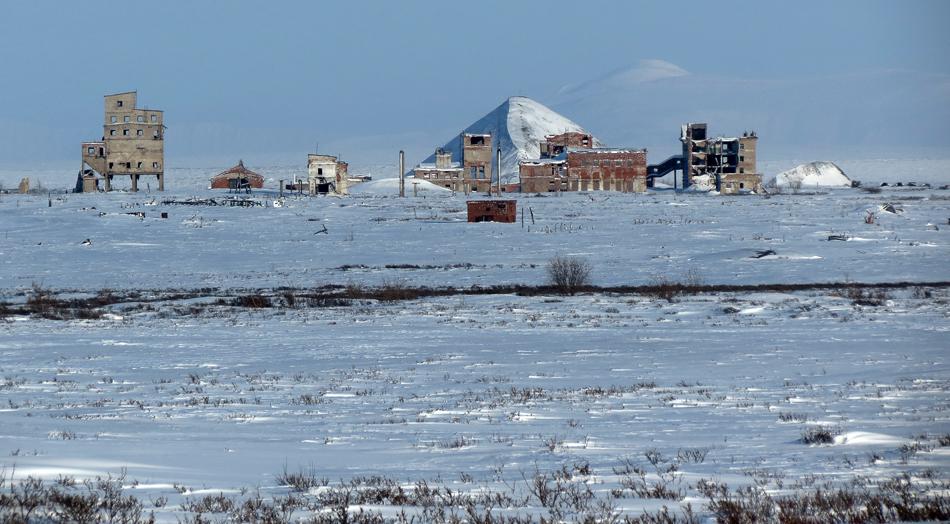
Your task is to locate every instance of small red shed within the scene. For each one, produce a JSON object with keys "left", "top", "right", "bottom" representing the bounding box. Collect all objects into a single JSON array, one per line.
[
  {"left": 467, "top": 200, "right": 517, "bottom": 223},
  {"left": 211, "top": 160, "right": 264, "bottom": 190}
]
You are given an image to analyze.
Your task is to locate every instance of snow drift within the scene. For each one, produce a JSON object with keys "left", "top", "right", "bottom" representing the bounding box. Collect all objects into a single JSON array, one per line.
[
  {"left": 770, "top": 161, "right": 852, "bottom": 188},
  {"left": 409, "top": 96, "right": 600, "bottom": 183},
  {"left": 352, "top": 177, "right": 451, "bottom": 196}
]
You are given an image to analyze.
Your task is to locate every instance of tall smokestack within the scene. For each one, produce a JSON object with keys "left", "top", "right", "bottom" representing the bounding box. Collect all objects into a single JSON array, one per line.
[{"left": 399, "top": 150, "right": 405, "bottom": 198}]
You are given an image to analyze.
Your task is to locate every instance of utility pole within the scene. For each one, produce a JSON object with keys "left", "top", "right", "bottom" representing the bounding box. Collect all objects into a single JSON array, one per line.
[
  {"left": 496, "top": 147, "right": 502, "bottom": 196},
  {"left": 399, "top": 150, "right": 405, "bottom": 197}
]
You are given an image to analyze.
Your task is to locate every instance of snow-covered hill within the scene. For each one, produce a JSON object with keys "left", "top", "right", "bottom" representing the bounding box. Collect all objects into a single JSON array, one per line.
[
  {"left": 409, "top": 96, "right": 600, "bottom": 183},
  {"left": 769, "top": 161, "right": 852, "bottom": 188}
]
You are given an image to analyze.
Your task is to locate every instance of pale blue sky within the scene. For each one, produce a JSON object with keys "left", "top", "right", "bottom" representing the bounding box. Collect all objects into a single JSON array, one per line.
[{"left": 0, "top": 0, "right": 947, "bottom": 167}]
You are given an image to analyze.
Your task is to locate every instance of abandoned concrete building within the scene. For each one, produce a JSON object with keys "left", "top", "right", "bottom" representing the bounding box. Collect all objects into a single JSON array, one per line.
[
  {"left": 413, "top": 148, "right": 464, "bottom": 190},
  {"left": 307, "top": 154, "right": 349, "bottom": 195},
  {"left": 520, "top": 148, "right": 648, "bottom": 193},
  {"left": 79, "top": 91, "right": 164, "bottom": 192},
  {"left": 412, "top": 133, "right": 495, "bottom": 193},
  {"left": 680, "top": 123, "right": 761, "bottom": 194},
  {"left": 210, "top": 160, "right": 264, "bottom": 191}
]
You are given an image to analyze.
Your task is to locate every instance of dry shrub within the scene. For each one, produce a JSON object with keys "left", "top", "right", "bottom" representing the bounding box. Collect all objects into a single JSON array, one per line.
[
  {"left": 547, "top": 255, "right": 592, "bottom": 295},
  {"left": 232, "top": 294, "right": 272, "bottom": 308}
]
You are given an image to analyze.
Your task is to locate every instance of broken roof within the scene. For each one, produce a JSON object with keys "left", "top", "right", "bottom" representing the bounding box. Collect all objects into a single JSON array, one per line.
[{"left": 213, "top": 160, "right": 262, "bottom": 179}]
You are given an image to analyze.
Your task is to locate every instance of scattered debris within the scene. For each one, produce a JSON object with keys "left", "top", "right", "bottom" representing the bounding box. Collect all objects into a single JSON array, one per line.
[
  {"left": 80, "top": 239, "right": 92, "bottom": 246},
  {"left": 161, "top": 197, "right": 262, "bottom": 207},
  {"left": 827, "top": 235, "right": 850, "bottom": 241},
  {"left": 751, "top": 250, "right": 776, "bottom": 259},
  {"left": 880, "top": 203, "right": 903, "bottom": 214}
]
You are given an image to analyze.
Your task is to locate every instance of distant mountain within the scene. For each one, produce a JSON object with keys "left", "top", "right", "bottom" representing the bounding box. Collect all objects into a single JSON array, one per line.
[
  {"left": 409, "top": 96, "right": 601, "bottom": 182},
  {"left": 550, "top": 60, "right": 950, "bottom": 157}
]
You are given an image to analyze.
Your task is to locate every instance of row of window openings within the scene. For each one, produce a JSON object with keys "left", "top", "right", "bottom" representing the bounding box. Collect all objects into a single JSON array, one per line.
[
  {"left": 109, "top": 129, "right": 160, "bottom": 137},
  {"left": 101, "top": 160, "right": 161, "bottom": 170},
  {"left": 111, "top": 115, "right": 159, "bottom": 124},
  {"left": 581, "top": 159, "right": 636, "bottom": 167}
]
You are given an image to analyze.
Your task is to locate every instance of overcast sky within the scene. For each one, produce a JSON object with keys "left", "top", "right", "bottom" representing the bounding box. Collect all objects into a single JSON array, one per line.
[{"left": 0, "top": 0, "right": 947, "bottom": 168}]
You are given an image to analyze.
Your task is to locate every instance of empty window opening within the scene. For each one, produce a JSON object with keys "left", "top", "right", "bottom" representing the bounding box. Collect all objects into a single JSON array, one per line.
[
  {"left": 150, "top": 115, "right": 158, "bottom": 123},
  {"left": 739, "top": 182, "right": 745, "bottom": 189},
  {"left": 123, "top": 116, "right": 130, "bottom": 123},
  {"left": 108, "top": 162, "right": 114, "bottom": 169},
  {"left": 116, "top": 100, "right": 124, "bottom": 108},
  {"left": 122, "top": 129, "right": 129, "bottom": 136},
  {"left": 125, "top": 162, "right": 131, "bottom": 169},
  {"left": 109, "top": 130, "right": 116, "bottom": 136},
  {"left": 137, "top": 162, "right": 143, "bottom": 168},
  {"left": 470, "top": 136, "right": 485, "bottom": 146},
  {"left": 111, "top": 116, "right": 117, "bottom": 123},
  {"left": 152, "top": 162, "right": 159, "bottom": 169},
  {"left": 317, "top": 168, "right": 323, "bottom": 175},
  {"left": 136, "top": 129, "right": 143, "bottom": 136},
  {"left": 87, "top": 147, "right": 95, "bottom": 155}
]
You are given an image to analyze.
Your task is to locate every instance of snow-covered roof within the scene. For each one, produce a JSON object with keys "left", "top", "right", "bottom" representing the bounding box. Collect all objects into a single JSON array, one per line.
[
  {"left": 520, "top": 157, "right": 567, "bottom": 166},
  {"left": 213, "top": 160, "right": 262, "bottom": 179},
  {"left": 416, "top": 162, "right": 462, "bottom": 170}
]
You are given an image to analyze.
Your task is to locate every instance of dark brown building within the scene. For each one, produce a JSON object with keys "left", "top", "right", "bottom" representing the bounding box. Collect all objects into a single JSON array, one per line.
[{"left": 467, "top": 200, "right": 516, "bottom": 223}]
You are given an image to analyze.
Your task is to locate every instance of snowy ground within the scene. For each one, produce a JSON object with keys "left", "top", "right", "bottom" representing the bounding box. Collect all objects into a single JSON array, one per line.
[{"left": 0, "top": 180, "right": 948, "bottom": 521}]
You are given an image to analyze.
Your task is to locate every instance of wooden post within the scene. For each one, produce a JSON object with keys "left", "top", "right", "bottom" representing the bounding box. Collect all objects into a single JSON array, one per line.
[
  {"left": 279, "top": 180, "right": 284, "bottom": 198},
  {"left": 131, "top": 174, "right": 138, "bottom": 192}
]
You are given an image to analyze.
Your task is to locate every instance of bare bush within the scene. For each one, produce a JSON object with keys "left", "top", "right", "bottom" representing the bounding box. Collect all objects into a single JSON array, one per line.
[
  {"left": 800, "top": 425, "right": 841, "bottom": 445},
  {"left": 275, "top": 464, "right": 327, "bottom": 492},
  {"left": 547, "top": 256, "right": 592, "bottom": 295},
  {"left": 232, "top": 294, "right": 272, "bottom": 308}
]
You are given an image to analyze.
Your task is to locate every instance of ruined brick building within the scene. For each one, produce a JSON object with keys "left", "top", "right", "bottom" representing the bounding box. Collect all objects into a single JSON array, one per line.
[
  {"left": 80, "top": 91, "right": 164, "bottom": 192},
  {"left": 520, "top": 133, "right": 647, "bottom": 193}
]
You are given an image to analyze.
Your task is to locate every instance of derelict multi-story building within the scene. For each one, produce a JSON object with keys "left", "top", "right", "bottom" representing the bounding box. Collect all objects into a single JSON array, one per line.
[
  {"left": 413, "top": 133, "right": 494, "bottom": 193},
  {"left": 80, "top": 91, "right": 164, "bottom": 192},
  {"left": 462, "top": 133, "right": 493, "bottom": 193},
  {"left": 307, "top": 153, "right": 349, "bottom": 195},
  {"left": 680, "top": 123, "right": 761, "bottom": 194}
]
